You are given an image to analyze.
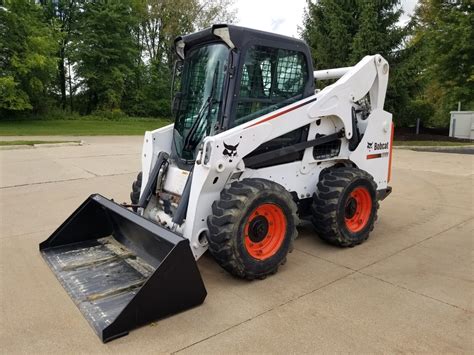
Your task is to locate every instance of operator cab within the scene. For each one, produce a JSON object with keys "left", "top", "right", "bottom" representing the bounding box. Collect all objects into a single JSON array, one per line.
[{"left": 172, "top": 24, "right": 315, "bottom": 164}]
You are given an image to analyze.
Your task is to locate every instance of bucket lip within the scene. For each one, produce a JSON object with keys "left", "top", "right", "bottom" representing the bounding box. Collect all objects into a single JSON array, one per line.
[
  {"left": 90, "top": 194, "right": 185, "bottom": 245},
  {"left": 40, "top": 193, "right": 186, "bottom": 252}
]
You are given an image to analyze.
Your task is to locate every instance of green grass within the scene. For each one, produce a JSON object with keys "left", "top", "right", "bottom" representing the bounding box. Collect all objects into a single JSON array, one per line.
[
  {"left": 0, "top": 118, "right": 170, "bottom": 136},
  {"left": 0, "top": 140, "right": 81, "bottom": 146},
  {"left": 1, "top": 119, "right": 472, "bottom": 146},
  {"left": 394, "top": 140, "right": 473, "bottom": 147}
]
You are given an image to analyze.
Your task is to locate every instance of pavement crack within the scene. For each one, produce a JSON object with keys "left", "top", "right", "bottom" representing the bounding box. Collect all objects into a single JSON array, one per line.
[
  {"left": 1, "top": 177, "right": 88, "bottom": 189},
  {"left": 75, "top": 166, "right": 99, "bottom": 177},
  {"left": 358, "top": 270, "right": 473, "bottom": 313},
  {"left": 172, "top": 270, "right": 357, "bottom": 354},
  {"left": 358, "top": 216, "right": 474, "bottom": 272},
  {"left": 0, "top": 171, "right": 135, "bottom": 189},
  {"left": 0, "top": 226, "right": 58, "bottom": 240},
  {"left": 56, "top": 153, "right": 138, "bottom": 160},
  {"left": 294, "top": 246, "right": 358, "bottom": 272}
]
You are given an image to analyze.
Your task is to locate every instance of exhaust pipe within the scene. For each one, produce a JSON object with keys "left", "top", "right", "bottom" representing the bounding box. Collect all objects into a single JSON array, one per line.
[{"left": 40, "top": 194, "right": 207, "bottom": 342}]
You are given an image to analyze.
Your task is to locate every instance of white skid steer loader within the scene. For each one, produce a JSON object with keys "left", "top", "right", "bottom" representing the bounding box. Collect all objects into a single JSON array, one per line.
[{"left": 40, "top": 24, "right": 393, "bottom": 342}]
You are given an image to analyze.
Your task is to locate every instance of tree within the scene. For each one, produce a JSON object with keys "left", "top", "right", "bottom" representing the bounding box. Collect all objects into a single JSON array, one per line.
[
  {"left": 300, "top": 0, "right": 357, "bottom": 69},
  {"left": 137, "top": 0, "right": 235, "bottom": 64},
  {"left": 42, "top": 0, "right": 78, "bottom": 111},
  {"left": 410, "top": 0, "right": 473, "bottom": 126},
  {"left": 122, "top": 0, "right": 236, "bottom": 117},
  {"left": 73, "top": 0, "right": 140, "bottom": 112},
  {"left": 0, "top": 0, "right": 59, "bottom": 113},
  {"left": 1, "top": 0, "right": 236, "bottom": 117},
  {"left": 300, "top": 0, "right": 411, "bottom": 126}
]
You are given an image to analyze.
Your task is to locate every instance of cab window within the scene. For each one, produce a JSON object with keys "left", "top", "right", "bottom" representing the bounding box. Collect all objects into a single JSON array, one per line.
[{"left": 234, "top": 46, "right": 308, "bottom": 126}]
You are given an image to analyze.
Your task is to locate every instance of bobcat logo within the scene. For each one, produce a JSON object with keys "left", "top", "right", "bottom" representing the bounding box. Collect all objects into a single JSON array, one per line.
[
  {"left": 367, "top": 142, "right": 373, "bottom": 149},
  {"left": 222, "top": 142, "right": 239, "bottom": 162}
]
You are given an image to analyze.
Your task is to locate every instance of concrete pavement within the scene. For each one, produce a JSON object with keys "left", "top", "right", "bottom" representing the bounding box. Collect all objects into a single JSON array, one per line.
[{"left": 0, "top": 137, "right": 472, "bottom": 353}]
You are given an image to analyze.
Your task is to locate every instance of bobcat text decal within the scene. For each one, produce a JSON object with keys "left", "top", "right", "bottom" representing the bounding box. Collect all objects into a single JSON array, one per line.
[
  {"left": 366, "top": 141, "right": 390, "bottom": 160},
  {"left": 367, "top": 142, "right": 389, "bottom": 150}
]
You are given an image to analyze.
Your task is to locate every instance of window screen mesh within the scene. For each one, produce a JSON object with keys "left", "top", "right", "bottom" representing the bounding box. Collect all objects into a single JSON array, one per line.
[{"left": 234, "top": 46, "right": 307, "bottom": 126}]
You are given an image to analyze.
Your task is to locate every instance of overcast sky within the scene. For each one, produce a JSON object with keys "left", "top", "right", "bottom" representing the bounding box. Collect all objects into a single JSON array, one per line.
[{"left": 233, "top": 0, "right": 418, "bottom": 37}]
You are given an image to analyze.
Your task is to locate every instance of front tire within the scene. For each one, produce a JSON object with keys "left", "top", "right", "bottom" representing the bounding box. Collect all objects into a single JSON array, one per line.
[
  {"left": 311, "top": 167, "right": 378, "bottom": 247},
  {"left": 207, "top": 178, "right": 298, "bottom": 280}
]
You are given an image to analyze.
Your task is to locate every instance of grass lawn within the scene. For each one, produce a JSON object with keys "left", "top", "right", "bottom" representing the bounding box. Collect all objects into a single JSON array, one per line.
[
  {"left": 0, "top": 140, "right": 81, "bottom": 146},
  {"left": 0, "top": 119, "right": 170, "bottom": 136},
  {"left": 1, "top": 120, "right": 472, "bottom": 147},
  {"left": 394, "top": 140, "right": 472, "bottom": 146}
]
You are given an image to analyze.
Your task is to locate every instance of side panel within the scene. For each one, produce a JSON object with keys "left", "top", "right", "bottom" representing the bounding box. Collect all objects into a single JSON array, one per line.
[
  {"left": 240, "top": 160, "right": 334, "bottom": 199},
  {"left": 163, "top": 165, "right": 190, "bottom": 195},
  {"left": 141, "top": 124, "right": 174, "bottom": 195},
  {"left": 350, "top": 109, "right": 393, "bottom": 188}
]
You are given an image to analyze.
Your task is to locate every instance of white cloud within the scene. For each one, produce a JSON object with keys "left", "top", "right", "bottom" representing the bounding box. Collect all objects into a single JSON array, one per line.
[
  {"left": 233, "top": 0, "right": 307, "bottom": 37},
  {"left": 399, "top": 0, "right": 418, "bottom": 25}
]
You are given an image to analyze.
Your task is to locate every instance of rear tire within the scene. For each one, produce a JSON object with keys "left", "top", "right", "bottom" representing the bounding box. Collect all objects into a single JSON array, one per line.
[
  {"left": 207, "top": 178, "right": 298, "bottom": 280},
  {"left": 311, "top": 167, "right": 378, "bottom": 247},
  {"left": 130, "top": 172, "right": 142, "bottom": 211}
]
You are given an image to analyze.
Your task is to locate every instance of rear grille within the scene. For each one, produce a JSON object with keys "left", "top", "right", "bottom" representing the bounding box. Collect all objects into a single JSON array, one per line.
[{"left": 313, "top": 137, "right": 341, "bottom": 160}]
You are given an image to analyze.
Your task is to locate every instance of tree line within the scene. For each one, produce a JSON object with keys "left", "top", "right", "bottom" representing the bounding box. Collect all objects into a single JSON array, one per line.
[
  {"left": 0, "top": 0, "right": 472, "bottom": 128},
  {"left": 0, "top": 0, "right": 235, "bottom": 118},
  {"left": 302, "top": 0, "right": 473, "bottom": 127}
]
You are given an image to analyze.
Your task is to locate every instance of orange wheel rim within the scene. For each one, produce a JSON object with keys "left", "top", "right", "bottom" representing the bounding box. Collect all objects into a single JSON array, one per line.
[
  {"left": 344, "top": 187, "right": 372, "bottom": 233},
  {"left": 244, "top": 203, "right": 287, "bottom": 260}
]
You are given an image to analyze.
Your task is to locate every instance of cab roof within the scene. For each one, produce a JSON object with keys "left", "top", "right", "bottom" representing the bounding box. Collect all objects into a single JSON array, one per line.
[{"left": 174, "top": 24, "right": 311, "bottom": 59}]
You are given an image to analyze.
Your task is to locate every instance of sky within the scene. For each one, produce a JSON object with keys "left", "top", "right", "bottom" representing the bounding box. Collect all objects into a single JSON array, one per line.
[{"left": 233, "top": 0, "right": 419, "bottom": 37}]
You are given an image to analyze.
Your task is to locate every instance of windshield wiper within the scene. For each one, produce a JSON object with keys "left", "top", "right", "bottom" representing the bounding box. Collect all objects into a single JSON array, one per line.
[
  {"left": 183, "top": 99, "right": 211, "bottom": 151},
  {"left": 183, "top": 62, "right": 220, "bottom": 151}
]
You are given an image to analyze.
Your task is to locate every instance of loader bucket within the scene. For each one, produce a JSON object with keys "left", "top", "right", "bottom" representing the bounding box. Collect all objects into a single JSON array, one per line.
[{"left": 39, "top": 194, "right": 207, "bottom": 342}]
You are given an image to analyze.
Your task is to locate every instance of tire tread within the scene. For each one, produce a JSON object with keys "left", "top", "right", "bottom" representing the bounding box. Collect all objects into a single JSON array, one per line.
[
  {"left": 207, "top": 178, "right": 298, "bottom": 280},
  {"left": 311, "top": 167, "right": 379, "bottom": 247}
]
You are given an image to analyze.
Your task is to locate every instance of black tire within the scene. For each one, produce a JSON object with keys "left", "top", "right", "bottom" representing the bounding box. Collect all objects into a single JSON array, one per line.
[
  {"left": 311, "top": 167, "right": 378, "bottom": 247},
  {"left": 207, "top": 178, "right": 298, "bottom": 280},
  {"left": 130, "top": 172, "right": 142, "bottom": 211}
]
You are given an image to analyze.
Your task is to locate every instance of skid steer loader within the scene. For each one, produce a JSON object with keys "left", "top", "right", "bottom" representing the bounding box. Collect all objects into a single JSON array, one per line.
[{"left": 40, "top": 24, "right": 393, "bottom": 342}]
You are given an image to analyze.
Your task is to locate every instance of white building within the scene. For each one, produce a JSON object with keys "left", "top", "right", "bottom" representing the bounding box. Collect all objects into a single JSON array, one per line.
[{"left": 449, "top": 111, "right": 474, "bottom": 140}]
